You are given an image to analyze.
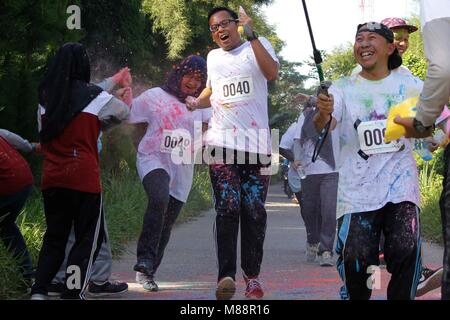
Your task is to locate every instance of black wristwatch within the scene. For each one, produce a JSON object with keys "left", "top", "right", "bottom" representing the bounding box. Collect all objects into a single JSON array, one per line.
[
  {"left": 246, "top": 31, "right": 258, "bottom": 42},
  {"left": 413, "top": 118, "right": 434, "bottom": 133}
]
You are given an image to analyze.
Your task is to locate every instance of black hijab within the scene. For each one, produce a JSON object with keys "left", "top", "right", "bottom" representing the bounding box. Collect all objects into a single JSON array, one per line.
[
  {"left": 38, "top": 43, "right": 102, "bottom": 143},
  {"left": 161, "top": 55, "right": 207, "bottom": 103}
]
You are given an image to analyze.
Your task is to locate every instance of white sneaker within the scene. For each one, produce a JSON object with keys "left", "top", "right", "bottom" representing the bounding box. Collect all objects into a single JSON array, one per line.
[
  {"left": 305, "top": 243, "right": 319, "bottom": 262},
  {"left": 31, "top": 293, "right": 47, "bottom": 300},
  {"left": 136, "top": 272, "right": 158, "bottom": 292},
  {"left": 318, "top": 251, "right": 334, "bottom": 267},
  {"left": 215, "top": 277, "right": 236, "bottom": 300},
  {"left": 135, "top": 271, "right": 147, "bottom": 285}
]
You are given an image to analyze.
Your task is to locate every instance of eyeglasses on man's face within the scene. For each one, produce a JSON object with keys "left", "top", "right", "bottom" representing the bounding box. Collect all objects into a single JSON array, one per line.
[{"left": 209, "top": 19, "right": 238, "bottom": 32}]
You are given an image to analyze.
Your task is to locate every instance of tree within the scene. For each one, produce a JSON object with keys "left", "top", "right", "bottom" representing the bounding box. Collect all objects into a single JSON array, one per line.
[
  {"left": 0, "top": 0, "right": 83, "bottom": 140},
  {"left": 140, "top": 0, "right": 282, "bottom": 59},
  {"left": 269, "top": 58, "right": 311, "bottom": 133},
  {"left": 402, "top": 16, "right": 427, "bottom": 80},
  {"left": 317, "top": 43, "right": 356, "bottom": 81}
]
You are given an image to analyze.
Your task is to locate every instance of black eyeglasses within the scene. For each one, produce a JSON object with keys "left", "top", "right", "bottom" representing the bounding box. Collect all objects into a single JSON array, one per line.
[{"left": 209, "top": 19, "right": 238, "bottom": 32}]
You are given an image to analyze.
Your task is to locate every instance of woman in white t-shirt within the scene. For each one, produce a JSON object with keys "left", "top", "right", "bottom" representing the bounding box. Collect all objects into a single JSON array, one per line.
[{"left": 128, "top": 55, "right": 207, "bottom": 292}]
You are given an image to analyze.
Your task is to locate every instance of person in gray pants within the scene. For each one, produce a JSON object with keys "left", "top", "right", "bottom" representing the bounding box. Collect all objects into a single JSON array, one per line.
[
  {"left": 293, "top": 96, "right": 339, "bottom": 266},
  {"left": 48, "top": 216, "right": 127, "bottom": 297}
]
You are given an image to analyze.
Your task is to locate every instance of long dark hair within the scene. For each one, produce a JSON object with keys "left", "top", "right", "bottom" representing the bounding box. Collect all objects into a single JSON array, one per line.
[
  {"left": 38, "top": 42, "right": 102, "bottom": 143},
  {"left": 161, "top": 55, "right": 207, "bottom": 103}
]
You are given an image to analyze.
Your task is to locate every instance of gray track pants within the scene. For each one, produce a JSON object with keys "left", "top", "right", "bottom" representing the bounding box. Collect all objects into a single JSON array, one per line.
[{"left": 52, "top": 217, "right": 112, "bottom": 284}]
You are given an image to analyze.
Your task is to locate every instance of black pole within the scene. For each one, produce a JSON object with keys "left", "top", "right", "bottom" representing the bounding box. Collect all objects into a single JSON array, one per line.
[
  {"left": 301, "top": 0, "right": 324, "bottom": 81},
  {"left": 301, "top": 0, "right": 331, "bottom": 163}
]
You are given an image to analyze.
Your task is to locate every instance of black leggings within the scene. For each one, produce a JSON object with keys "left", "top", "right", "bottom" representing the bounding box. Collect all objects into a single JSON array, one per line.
[{"left": 136, "top": 169, "right": 184, "bottom": 277}]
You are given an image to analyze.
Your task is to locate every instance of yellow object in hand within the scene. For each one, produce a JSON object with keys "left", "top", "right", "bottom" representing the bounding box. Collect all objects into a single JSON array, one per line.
[{"left": 384, "top": 96, "right": 419, "bottom": 143}]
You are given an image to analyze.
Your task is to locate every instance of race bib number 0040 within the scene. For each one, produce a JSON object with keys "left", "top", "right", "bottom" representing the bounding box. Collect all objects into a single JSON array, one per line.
[
  {"left": 357, "top": 120, "right": 402, "bottom": 155},
  {"left": 160, "top": 130, "right": 192, "bottom": 156},
  {"left": 219, "top": 75, "right": 254, "bottom": 104}
]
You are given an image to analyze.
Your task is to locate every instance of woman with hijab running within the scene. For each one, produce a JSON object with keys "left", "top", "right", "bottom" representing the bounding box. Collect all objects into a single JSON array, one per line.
[{"left": 130, "top": 55, "right": 207, "bottom": 292}]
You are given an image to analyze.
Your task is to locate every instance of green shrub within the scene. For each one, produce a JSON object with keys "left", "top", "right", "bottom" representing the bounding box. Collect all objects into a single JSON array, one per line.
[{"left": 418, "top": 161, "right": 443, "bottom": 243}]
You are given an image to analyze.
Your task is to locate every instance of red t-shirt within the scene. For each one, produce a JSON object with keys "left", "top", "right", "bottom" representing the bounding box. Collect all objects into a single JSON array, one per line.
[
  {"left": 0, "top": 137, "right": 34, "bottom": 197},
  {"left": 40, "top": 92, "right": 111, "bottom": 193}
]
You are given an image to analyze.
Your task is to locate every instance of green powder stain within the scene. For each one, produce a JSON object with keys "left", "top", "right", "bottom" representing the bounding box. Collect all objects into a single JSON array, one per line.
[{"left": 362, "top": 97, "right": 373, "bottom": 110}]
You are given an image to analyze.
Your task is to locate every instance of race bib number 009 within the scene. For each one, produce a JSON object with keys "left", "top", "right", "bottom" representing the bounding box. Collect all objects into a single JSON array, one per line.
[
  {"left": 160, "top": 130, "right": 192, "bottom": 156},
  {"left": 357, "top": 120, "right": 402, "bottom": 155},
  {"left": 219, "top": 75, "right": 254, "bottom": 104}
]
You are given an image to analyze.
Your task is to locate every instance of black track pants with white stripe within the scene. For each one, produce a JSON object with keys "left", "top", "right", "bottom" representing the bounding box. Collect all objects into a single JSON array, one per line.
[{"left": 32, "top": 188, "right": 104, "bottom": 299}]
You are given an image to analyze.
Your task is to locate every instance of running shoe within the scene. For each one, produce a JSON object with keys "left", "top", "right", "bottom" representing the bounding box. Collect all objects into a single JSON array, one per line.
[
  {"left": 416, "top": 267, "right": 443, "bottom": 297},
  {"left": 305, "top": 243, "right": 319, "bottom": 262},
  {"left": 318, "top": 251, "right": 334, "bottom": 267},
  {"left": 136, "top": 272, "right": 159, "bottom": 292},
  {"left": 87, "top": 280, "right": 128, "bottom": 297},
  {"left": 215, "top": 276, "right": 236, "bottom": 300},
  {"left": 244, "top": 275, "right": 264, "bottom": 299}
]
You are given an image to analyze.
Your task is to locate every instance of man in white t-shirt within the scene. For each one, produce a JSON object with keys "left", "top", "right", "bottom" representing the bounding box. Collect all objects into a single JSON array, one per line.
[
  {"left": 315, "top": 22, "right": 423, "bottom": 300},
  {"left": 392, "top": 0, "right": 450, "bottom": 300},
  {"left": 186, "top": 6, "right": 279, "bottom": 300}
]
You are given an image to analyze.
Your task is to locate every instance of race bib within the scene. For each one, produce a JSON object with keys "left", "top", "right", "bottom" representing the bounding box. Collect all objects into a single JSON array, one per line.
[
  {"left": 160, "top": 129, "right": 192, "bottom": 156},
  {"left": 219, "top": 75, "right": 254, "bottom": 104},
  {"left": 357, "top": 120, "right": 402, "bottom": 155}
]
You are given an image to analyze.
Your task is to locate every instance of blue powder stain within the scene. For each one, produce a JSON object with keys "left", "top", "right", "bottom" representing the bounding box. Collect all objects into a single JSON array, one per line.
[{"left": 399, "top": 84, "right": 406, "bottom": 99}]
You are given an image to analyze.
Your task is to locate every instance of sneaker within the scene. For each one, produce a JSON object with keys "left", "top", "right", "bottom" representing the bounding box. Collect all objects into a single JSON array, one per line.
[
  {"left": 47, "top": 282, "right": 65, "bottom": 297},
  {"left": 215, "top": 276, "right": 236, "bottom": 300},
  {"left": 143, "top": 279, "right": 159, "bottom": 292},
  {"left": 318, "top": 251, "right": 334, "bottom": 267},
  {"left": 244, "top": 276, "right": 264, "bottom": 299},
  {"left": 136, "top": 272, "right": 159, "bottom": 292},
  {"left": 305, "top": 243, "right": 319, "bottom": 262},
  {"left": 87, "top": 280, "right": 128, "bottom": 297},
  {"left": 31, "top": 293, "right": 47, "bottom": 300},
  {"left": 416, "top": 267, "right": 443, "bottom": 297}
]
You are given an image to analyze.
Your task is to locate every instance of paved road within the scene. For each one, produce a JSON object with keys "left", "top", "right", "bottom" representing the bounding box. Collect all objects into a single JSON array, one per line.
[{"left": 108, "top": 184, "right": 443, "bottom": 300}]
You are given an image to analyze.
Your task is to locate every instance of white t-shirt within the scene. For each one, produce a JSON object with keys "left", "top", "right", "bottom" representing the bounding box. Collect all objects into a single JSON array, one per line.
[
  {"left": 205, "top": 37, "right": 279, "bottom": 154},
  {"left": 330, "top": 72, "right": 423, "bottom": 219},
  {"left": 420, "top": 0, "right": 450, "bottom": 29},
  {"left": 280, "top": 122, "right": 297, "bottom": 150},
  {"left": 351, "top": 65, "right": 413, "bottom": 77},
  {"left": 128, "top": 87, "right": 196, "bottom": 203},
  {"left": 193, "top": 107, "right": 213, "bottom": 125},
  {"left": 294, "top": 112, "right": 340, "bottom": 175}
]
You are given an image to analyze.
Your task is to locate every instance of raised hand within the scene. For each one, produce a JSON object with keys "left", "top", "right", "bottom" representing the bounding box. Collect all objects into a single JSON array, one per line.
[
  {"left": 185, "top": 96, "right": 199, "bottom": 111},
  {"left": 238, "top": 6, "right": 254, "bottom": 37},
  {"left": 112, "top": 67, "right": 132, "bottom": 87},
  {"left": 116, "top": 87, "right": 133, "bottom": 107}
]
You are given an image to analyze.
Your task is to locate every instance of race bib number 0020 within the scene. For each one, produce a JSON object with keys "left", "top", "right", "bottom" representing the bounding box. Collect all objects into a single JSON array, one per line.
[
  {"left": 160, "top": 130, "right": 192, "bottom": 156},
  {"left": 357, "top": 120, "right": 402, "bottom": 155},
  {"left": 219, "top": 75, "right": 254, "bottom": 104}
]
